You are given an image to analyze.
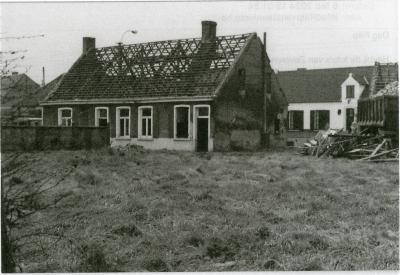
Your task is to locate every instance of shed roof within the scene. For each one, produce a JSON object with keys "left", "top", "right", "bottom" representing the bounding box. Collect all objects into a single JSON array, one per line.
[
  {"left": 1, "top": 73, "right": 40, "bottom": 107},
  {"left": 277, "top": 66, "right": 374, "bottom": 103},
  {"left": 21, "top": 74, "right": 64, "bottom": 107},
  {"left": 46, "top": 33, "right": 255, "bottom": 102}
]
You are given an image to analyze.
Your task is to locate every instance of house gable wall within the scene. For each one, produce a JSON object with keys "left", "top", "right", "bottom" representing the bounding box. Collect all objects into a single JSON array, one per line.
[
  {"left": 213, "top": 35, "right": 265, "bottom": 151},
  {"left": 341, "top": 74, "right": 365, "bottom": 108}
]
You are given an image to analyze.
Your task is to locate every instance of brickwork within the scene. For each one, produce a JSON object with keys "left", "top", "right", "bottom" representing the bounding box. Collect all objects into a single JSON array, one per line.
[{"left": 1, "top": 126, "right": 109, "bottom": 152}]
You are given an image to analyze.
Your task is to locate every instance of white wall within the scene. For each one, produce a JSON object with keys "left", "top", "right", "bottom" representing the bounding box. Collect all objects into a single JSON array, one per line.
[
  {"left": 340, "top": 74, "right": 366, "bottom": 127},
  {"left": 110, "top": 137, "right": 214, "bottom": 151},
  {"left": 288, "top": 74, "right": 367, "bottom": 131},
  {"left": 289, "top": 102, "right": 343, "bottom": 130}
]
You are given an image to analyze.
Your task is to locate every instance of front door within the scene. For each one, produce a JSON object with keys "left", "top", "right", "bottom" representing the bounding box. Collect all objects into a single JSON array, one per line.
[
  {"left": 196, "top": 118, "right": 208, "bottom": 152},
  {"left": 346, "top": 108, "right": 355, "bottom": 132},
  {"left": 194, "top": 106, "right": 210, "bottom": 152}
]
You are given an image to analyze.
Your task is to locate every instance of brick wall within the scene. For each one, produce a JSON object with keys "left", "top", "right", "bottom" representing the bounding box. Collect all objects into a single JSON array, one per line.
[
  {"left": 213, "top": 35, "right": 267, "bottom": 151},
  {"left": 1, "top": 126, "right": 110, "bottom": 152},
  {"left": 43, "top": 101, "right": 213, "bottom": 140}
]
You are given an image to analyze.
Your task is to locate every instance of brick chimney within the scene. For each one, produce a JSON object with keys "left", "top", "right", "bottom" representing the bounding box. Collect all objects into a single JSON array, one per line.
[
  {"left": 82, "top": 37, "right": 96, "bottom": 54},
  {"left": 201, "top": 21, "right": 217, "bottom": 43}
]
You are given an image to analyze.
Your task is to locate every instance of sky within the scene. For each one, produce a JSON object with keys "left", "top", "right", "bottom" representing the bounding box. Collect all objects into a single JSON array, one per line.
[{"left": 0, "top": 0, "right": 398, "bottom": 84}]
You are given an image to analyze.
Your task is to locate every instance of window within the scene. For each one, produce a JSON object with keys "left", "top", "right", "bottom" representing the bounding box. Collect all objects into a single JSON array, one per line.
[
  {"left": 58, "top": 108, "right": 72, "bottom": 126},
  {"left": 310, "top": 110, "right": 330, "bottom": 130},
  {"left": 346, "top": 85, "right": 355, "bottom": 99},
  {"left": 288, "top": 110, "right": 303, "bottom": 130},
  {"left": 174, "top": 105, "right": 190, "bottom": 139},
  {"left": 95, "top": 107, "right": 109, "bottom": 127},
  {"left": 138, "top": 106, "right": 153, "bottom": 139},
  {"left": 116, "top": 107, "right": 130, "bottom": 138}
]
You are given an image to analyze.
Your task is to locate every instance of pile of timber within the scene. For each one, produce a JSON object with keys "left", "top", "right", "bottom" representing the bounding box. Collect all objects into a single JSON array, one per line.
[{"left": 300, "top": 129, "right": 399, "bottom": 162}]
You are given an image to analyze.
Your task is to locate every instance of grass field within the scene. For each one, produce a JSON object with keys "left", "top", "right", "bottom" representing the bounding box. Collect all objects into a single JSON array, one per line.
[{"left": 2, "top": 147, "right": 399, "bottom": 271}]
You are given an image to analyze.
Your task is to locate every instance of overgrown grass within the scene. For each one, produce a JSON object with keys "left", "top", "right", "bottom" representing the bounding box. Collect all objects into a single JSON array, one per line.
[{"left": 2, "top": 148, "right": 398, "bottom": 271}]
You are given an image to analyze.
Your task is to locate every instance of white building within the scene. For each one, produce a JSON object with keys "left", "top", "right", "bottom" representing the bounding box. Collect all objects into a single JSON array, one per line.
[{"left": 277, "top": 66, "right": 374, "bottom": 133}]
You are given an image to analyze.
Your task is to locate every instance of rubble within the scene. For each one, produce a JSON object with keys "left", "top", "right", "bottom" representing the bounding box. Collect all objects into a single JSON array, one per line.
[
  {"left": 372, "top": 81, "right": 398, "bottom": 97},
  {"left": 299, "top": 128, "right": 399, "bottom": 162}
]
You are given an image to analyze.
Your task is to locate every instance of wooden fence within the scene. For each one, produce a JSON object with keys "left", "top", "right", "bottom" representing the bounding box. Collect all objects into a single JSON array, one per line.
[
  {"left": 358, "top": 95, "right": 398, "bottom": 132},
  {"left": 1, "top": 126, "right": 110, "bottom": 152}
]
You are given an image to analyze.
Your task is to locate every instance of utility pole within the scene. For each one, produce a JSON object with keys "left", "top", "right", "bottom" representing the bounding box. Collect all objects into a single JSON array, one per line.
[{"left": 41, "top": 67, "right": 45, "bottom": 87}]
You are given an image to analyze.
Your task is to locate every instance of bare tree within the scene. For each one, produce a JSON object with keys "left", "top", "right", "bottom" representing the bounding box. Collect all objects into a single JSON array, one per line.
[{"left": 1, "top": 154, "right": 72, "bottom": 272}]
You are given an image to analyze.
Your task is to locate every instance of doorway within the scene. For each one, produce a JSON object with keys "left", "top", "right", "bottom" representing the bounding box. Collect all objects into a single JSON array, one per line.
[
  {"left": 346, "top": 108, "right": 355, "bottom": 132},
  {"left": 194, "top": 105, "right": 210, "bottom": 152}
]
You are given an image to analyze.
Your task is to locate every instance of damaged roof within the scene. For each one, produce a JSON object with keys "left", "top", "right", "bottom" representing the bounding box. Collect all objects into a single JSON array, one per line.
[
  {"left": 277, "top": 66, "right": 374, "bottom": 103},
  {"left": 369, "top": 62, "right": 398, "bottom": 95},
  {"left": 372, "top": 81, "right": 398, "bottom": 97},
  {"left": 45, "top": 33, "right": 255, "bottom": 102}
]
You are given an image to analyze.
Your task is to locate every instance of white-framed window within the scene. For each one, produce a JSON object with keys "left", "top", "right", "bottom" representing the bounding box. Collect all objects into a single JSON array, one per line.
[
  {"left": 174, "top": 105, "right": 190, "bottom": 139},
  {"left": 116, "top": 106, "right": 130, "bottom": 138},
  {"left": 95, "top": 107, "right": 109, "bottom": 127},
  {"left": 310, "top": 110, "right": 330, "bottom": 130},
  {"left": 138, "top": 106, "right": 153, "bottom": 139},
  {"left": 58, "top": 107, "right": 73, "bottom": 126},
  {"left": 346, "top": 85, "right": 355, "bottom": 99},
  {"left": 288, "top": 110, "right": 303, "bottom": 130}
]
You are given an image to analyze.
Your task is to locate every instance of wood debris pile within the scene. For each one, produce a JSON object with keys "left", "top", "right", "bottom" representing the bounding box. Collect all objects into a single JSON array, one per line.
[{"left": 300, "top": 129, "right": 399, "bottom": 162}]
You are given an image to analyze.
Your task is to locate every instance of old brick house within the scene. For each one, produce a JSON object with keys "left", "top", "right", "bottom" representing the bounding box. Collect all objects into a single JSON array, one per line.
[{"left": 41, "top": 21, "right": 287, "bottom": 151}]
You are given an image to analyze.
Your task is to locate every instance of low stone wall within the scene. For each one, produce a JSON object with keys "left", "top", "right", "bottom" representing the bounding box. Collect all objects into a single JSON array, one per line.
[{"left": 1, "top": 126, "right": 110, "bottom": 152}]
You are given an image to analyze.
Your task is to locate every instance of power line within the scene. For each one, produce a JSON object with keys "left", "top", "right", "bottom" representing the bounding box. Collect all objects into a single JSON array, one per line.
[
  {"left": 0, "top": 50, "right": 28, "bottom": 55},
  {"left": 0, "top": 34, "right": 45, "bottom": 40}
]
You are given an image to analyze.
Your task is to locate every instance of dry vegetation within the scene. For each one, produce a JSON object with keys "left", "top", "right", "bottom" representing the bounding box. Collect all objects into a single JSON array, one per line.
[{"left": 1, "top": 147, "right": 399, "bottom": 271}]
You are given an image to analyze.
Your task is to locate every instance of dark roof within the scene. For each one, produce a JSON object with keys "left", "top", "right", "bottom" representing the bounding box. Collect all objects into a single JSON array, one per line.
[
  {"left": 1, "top": 74, "right": 40, "bottom": 107},
  {"left": 277, "top": 66, "right": 374, "bottom": 103},
  {"left": 271, "top": 72, "right": 288, "bottom": 108},
  {"left": 46, "top": 33, "right": 255, "bottom": 101},
  {"left": 20, "top": 74, "right": 64, "bottom": 107}
]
